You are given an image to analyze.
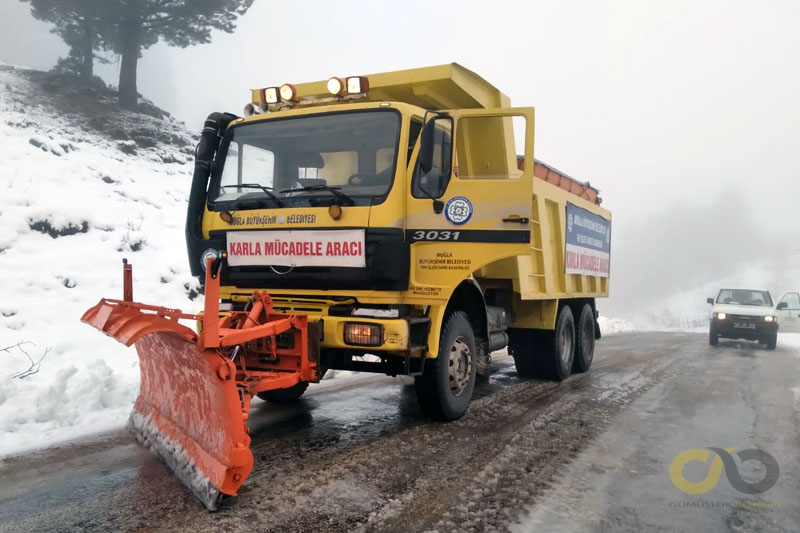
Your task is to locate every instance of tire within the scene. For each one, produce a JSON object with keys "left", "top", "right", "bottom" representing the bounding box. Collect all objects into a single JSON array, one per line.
[
  {"left": 415, "top": 311, "right": 477, "bottom": 421},
  {"left": 573, "top": 304, "right": 595, "bottom": 373},
  {"left": 765, "top": 334, "right": 777, "bottom": 351},
  {"left": 509, "top": 329, "right": 542, "bottom": 379},
  {"left": 709, "top": 328, "right": 719, "bottom": 346},
  {"left": 257, "top": 382, "right": 309, "bottom": 404},
  {"left": 546, "top": 306, "right": 575, "bottom": 381}
]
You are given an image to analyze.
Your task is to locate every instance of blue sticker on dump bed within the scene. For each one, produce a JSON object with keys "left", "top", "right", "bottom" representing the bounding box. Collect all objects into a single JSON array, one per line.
[{"left": 445, "top": 196, "right": 473, "bottom": 225}]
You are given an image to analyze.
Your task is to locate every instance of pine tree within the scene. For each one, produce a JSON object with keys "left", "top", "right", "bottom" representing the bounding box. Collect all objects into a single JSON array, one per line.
[
  {"left": 22, "top": 0, "right": 107, "bottom": 81},
  {"left": 104, "top": 0, "right": 255, "bottom": 109}
]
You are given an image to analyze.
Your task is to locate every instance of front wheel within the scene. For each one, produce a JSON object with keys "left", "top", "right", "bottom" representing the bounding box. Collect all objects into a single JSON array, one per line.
[
  {"left": 765, "top": 334, "right": 777, "bottom": 350},
  {"left": 257, "top": 382, "right": 309, "bottom": 404},
  {"left": 415, "top": 311, "right": 477, "bottom": 421},
  {"left": 709, "top": 329, "right": 719, "bottom": 346}
]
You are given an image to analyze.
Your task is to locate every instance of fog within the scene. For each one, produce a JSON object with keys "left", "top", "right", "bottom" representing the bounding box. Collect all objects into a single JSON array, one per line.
[{"left": 1, "top": 0, "right": 798, "bottom": 317}]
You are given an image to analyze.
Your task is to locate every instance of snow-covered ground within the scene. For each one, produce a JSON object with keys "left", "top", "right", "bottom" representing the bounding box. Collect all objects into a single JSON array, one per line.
[{"left": 0, "top": 65, "right": 199, "bottom": 456}]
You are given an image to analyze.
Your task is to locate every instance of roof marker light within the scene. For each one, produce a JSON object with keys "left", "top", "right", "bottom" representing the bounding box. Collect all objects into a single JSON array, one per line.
[
  {"left": 262, "top": 87, "right": 280, "bottom": 104},
  {"left": 346, "top": 76, "right": 369, "bottom": 94},
  {"left": 327, "top": 77, "right": 345, "bottom": 96},
  {"left": 279, "top": 83, "right": 297, "bottom": 102}
]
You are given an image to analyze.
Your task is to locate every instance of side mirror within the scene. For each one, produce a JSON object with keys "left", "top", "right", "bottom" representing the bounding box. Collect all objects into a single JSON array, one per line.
[
  {"left": 706, "top": 297, "right": 714, "bottom": 304},
  {"left": 777, "top": 302, "right": 788, "bottom": 310},
  {"left": 416, "top": 115, "right": 453, "bottom": 201},
  {"left": 419, "top": 120, "right": 436, "bottom": 175}
]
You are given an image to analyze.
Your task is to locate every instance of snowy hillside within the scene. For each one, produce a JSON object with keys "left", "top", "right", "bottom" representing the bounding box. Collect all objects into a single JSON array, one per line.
[{"left": 0, "top": 64, "right": 202, "bottom": 456}]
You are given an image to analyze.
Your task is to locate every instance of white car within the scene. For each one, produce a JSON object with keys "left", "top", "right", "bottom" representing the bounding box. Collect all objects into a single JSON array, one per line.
[{"left": 707, "top": 288, "right": 778, "bottom": 349}]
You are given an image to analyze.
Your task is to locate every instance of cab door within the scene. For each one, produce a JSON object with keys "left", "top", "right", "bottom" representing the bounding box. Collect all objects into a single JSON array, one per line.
[
  {"left": 776, "top": 292, "right": 800, "bottom": 333},
  {"left": 405, "top": 108, "right": 534, "bottom": 292}
]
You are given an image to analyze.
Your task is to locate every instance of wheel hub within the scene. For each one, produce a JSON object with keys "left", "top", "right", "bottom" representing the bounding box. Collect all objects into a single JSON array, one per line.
[{"left": 448, "top": 336, "right": 472, "bottom": 397}]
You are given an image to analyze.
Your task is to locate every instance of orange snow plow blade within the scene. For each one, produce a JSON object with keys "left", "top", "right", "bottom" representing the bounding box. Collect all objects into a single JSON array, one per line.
[{"left": 81, "top": 258, "right": 319, "bottom": 510}]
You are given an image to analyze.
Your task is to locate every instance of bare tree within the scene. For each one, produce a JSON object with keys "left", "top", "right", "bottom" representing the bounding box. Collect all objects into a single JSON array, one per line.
[{"left": 2, "top": 341, "right": 51, "bottom": 379}]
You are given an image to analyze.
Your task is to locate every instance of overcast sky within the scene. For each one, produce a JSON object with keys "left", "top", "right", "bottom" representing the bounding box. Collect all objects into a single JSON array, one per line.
[{"left": 1, "top": 0, "right": 798, "bottom": 315}]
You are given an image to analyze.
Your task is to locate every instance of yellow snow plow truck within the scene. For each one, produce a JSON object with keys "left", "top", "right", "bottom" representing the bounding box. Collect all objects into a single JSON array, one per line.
[{"left": 82, "top": 64, "right": 612, "bottom": 509}]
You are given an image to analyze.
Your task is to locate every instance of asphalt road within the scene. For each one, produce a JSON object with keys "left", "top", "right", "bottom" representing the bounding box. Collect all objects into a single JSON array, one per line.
[{"left": 0, "top": 332, "right": 798, "bottom": 532}]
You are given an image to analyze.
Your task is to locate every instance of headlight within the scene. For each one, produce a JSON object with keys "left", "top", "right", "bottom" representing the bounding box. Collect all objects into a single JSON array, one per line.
[
  {"left": 716, "top": 312, "right": 727, "bottom": 320},
  {"left": 764, "top": 315, "right": 775, "bottom": 322},
  {"left": 344, "top": 323, "right": 383, "bottom": 346}
]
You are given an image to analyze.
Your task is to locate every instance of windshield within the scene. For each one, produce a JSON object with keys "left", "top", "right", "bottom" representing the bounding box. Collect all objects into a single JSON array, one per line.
[
  {"left": 209, "top": 110, "right": 401, "bottom": 208},
  {"left": 716, "top": 289, "right": 773, "bottom": 307}
]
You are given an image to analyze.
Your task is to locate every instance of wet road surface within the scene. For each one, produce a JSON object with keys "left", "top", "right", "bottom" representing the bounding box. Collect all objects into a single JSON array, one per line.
[{"left": 0, "top": 333, "right": 798, "bottom": 532}]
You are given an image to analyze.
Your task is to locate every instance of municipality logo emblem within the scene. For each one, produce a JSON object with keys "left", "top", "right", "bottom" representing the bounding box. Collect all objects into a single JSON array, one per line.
[
  {"left": 444, "top": 196, "right": 473, "bottom": 225},
  {"left": 200, "top": 248, "right": 218, "bottom": 272}
]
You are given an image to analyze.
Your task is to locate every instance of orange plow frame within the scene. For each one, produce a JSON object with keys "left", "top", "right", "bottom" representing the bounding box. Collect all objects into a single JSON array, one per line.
[{"left": 81, "top": 258, "right": 319, "bottom": 509}]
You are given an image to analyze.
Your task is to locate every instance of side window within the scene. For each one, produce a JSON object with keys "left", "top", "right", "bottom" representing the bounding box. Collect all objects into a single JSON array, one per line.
[
  {"left": 780, "top": 293, "right": 800, "bottom": 309},
  {"left": 454, "top": 115, "right": 526, "bottom": 179},
  {"left": 298, "top": 167, "right": 319, "bottom": 179},
  {"left": 407, "top": 120, "right": 423, "bottom": 164}
]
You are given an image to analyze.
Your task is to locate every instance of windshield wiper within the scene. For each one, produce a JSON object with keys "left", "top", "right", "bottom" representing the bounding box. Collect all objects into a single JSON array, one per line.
[
  {"left": 220, "top": 184, "right": 285, "bottom": 207},
  {"left": 279, "top": 184, "right": 355, "bottom": 205}
]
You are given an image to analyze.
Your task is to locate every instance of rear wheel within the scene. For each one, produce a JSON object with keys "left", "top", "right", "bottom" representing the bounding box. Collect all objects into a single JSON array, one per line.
[
  {"left": 573, "top": 304, "right": 595, "bottom": 373},
  {"left": 415, "top": 311, "right": 477, "bottom": 421},
  {"left": 509, "top": 329, "right": 541, "bottom": 379},
  {"left": 709, "top": 328, "right": 719, "bottom": 346},
  {"left": 547, "top": 306, "right": 575, "bottom": 381},
  {"left": 257, "top": 382, "right": 309, "bottom": 404},
  {"left": 765, "top": 334, "right": 777, "bottom": 350}
]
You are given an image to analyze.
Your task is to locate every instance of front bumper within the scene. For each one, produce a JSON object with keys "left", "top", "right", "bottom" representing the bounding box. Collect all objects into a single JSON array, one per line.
[
  {"left": 222, "top": 291, "right": 430, "bottom": 353},
  {"left": 711, "top": 318, "right": 778, "bottom": 340}
]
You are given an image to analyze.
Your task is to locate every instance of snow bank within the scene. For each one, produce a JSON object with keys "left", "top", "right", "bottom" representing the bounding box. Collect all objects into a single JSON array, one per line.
[
  {"left": 597, "top": 316, "right": 637, "bottom": 335},
  {"left": 0, "top": 66, "right": 199, "bottom": 456}
]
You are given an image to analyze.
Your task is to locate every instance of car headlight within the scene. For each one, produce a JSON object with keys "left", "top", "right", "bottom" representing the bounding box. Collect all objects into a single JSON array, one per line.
[
  {"left": 764, "top": 315, "right": 776, "bottom": 322},
  {"left": 716, "top": 312, "right": 727, "bottom": 320}
]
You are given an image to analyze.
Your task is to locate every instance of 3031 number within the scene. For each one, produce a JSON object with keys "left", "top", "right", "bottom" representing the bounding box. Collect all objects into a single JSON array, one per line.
[{"left": 411, "top": 230, "right": 461, "bottom": 241}]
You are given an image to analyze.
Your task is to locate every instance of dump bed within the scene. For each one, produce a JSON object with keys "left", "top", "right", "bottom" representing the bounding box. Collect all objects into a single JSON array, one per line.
[{"left": 512, "top": 177, "right": 611, "bottom": 300}]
